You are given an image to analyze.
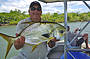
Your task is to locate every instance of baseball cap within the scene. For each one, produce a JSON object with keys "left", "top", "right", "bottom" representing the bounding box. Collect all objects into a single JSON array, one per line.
[{"left": 29, "top": 1, "right": 41, "bottom": 9}]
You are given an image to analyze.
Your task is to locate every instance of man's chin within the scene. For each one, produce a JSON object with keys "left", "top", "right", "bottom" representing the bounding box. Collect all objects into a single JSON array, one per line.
[{"left": 32, "top": 19, "right": 41, "bottom": 22}]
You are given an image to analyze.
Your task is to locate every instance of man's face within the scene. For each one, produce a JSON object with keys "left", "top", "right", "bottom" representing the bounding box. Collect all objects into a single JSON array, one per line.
[{"left": 29, "top": 5, "right": 42, "bottom": 22}]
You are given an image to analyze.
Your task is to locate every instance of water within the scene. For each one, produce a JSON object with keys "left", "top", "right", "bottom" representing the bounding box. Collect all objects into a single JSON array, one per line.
[
  {"left": 0, "top": 22, "right": 90, "bottom": 59},
  {"left": 0, "top": 25, "right": 19, "bottom": 59}
]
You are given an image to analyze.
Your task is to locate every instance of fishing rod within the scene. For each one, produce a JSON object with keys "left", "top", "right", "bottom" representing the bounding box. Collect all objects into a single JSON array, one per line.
[{"left": 68, "top": 21, "right": 90, "bottom": 46}]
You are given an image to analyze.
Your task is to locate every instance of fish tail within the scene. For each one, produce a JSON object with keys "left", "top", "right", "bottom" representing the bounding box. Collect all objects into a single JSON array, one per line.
[{"left": 0, "top": 33, "right": 15, "bottom": 59}]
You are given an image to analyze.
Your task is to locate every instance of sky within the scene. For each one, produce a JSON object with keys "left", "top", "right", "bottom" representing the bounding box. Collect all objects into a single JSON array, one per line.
[{"left": 0, "top": 0, "right": 90, "bottom": 14}]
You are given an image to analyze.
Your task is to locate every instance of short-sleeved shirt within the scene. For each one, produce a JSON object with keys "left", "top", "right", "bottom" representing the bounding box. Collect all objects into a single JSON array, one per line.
[
  {"left": 67, "top": 31, "right": 82, "bottom": 46},
  {"left": 16, "top": 17, "right": 62, "bottom": 59},
  {"left": 16, "top": 18, "right": 48, "bottom": 59}
]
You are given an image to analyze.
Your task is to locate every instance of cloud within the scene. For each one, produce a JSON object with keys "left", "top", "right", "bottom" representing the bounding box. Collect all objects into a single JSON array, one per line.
[
  {"left": 41, "top": 2, "right": 64, "bottom": 14},
  {"left": 0, "top": 0, "right": 38, "bottom": 13},
  {"left": 0, "top": 0, "right": 90, "bottom": 14},
  {"left": 67, "top": 1, "right": 90, "bottom": 13},
  {"left": 41, "top": 1, "right": 90, "bottom": 14},
  {"left": 42, "top": 6, "right": 63, "bottom": 14}
]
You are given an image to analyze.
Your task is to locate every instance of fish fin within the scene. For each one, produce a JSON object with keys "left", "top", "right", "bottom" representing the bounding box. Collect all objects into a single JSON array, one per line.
[
  {"left": 32, "top": 42, "right": 42, "bottom": 52},
  {"left": 25, "top": 43, "right": 34, "bottom": 46},
  {"left": 0, "top": 33, "right": 15, "bottom": 42},
  {"left": 5, "top": 42, "right": 13, "bottom": 59},
  {"left": 59, "top": 33, "right": 64, "bottom": 37}
]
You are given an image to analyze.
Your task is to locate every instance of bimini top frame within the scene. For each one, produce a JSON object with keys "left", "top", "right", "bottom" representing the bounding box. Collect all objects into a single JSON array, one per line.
[
  {"left": 38, "top": 0, "right": 90, "bottom": 59},
  {"left": 39, "top": 0, "right": 90, "bottom": 3}
]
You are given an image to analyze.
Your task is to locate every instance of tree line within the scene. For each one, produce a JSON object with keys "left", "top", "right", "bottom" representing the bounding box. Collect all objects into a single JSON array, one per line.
[{"left": 0, "top": 9, "right": 90, "bottom": 25}]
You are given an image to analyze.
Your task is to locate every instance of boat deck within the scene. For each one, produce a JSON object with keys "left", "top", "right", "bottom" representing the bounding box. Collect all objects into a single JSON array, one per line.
[{"left": 47, "top": 42, "right": 90, "bottom": 59}]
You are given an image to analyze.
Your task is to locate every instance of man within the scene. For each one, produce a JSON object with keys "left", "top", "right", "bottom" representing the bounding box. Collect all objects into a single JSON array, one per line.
[
  {"left": 67, "top": 26, "right": 90, "bottom": 48},
  {"left": 74, "top": 28, "right": 90, "bottom": 48},
  {"left": 61, "top": 26, "right": 90, "bottom": 59},
  {"left": 11, "top": 1, "right": 57, "bottom": 59}
]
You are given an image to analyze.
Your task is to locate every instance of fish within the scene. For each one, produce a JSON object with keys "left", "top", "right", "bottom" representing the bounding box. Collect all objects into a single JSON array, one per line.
[
  {"left": 0, "top": 21, "right": 65, "bottom": 59},
  {"left": 22, "top": 21, "right": 66, "bottom": 51}
]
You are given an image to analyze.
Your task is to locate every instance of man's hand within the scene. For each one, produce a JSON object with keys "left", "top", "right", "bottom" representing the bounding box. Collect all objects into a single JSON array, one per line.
[
  {"left": 82, "top": 33, "right": 88, "bottom": 40},
  {"left": 74, "top": 28, "right": 79, "bottom": 33},
  {"left": 14, "top": 36, "right": 25, "bottom": 50},
  {"left": 48, "top": 38, "right": 58, "bottom": 48},
  {"left": 48, "top": 40, "right": 55, "bottom": 48}
]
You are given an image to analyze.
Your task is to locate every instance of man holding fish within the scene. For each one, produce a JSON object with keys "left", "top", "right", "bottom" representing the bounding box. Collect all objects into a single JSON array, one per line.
[{"left": 11, "top": 1, "right": 64, "bottom": 59}]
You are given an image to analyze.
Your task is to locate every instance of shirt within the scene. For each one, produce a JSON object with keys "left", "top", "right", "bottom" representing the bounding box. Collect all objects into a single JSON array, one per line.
[
  {"left": 16, "top": 17, "right": 48, "bottom": 59},
  {"left": 16, "top": 17, "right": 62, "bottom": 59},
  {"left": 67, "top": 31, "right": 82, "bottom": 46}
]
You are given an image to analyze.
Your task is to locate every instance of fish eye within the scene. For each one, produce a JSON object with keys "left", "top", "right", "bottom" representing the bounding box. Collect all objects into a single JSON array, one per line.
[{"left": 59, "top": 30, "right": 64, "bottom": 33}]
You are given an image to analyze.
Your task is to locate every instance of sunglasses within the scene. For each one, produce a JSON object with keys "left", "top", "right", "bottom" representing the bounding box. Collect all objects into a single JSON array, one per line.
[{"left": 31, "top": 7, "right": 41, "bottom": 11}]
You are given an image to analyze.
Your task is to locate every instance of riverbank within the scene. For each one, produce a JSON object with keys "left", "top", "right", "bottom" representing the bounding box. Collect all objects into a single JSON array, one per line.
[
  {"left": 0, "top": 21, "right": 88, "bottom": 26},
  {"left": 0, "top": 24, "right": 17, "bottom": 26}
]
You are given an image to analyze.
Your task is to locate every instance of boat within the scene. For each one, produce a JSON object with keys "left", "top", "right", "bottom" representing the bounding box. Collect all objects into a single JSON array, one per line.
[{"left": 38, "top": 0, "right": 90, "bottom": 59}]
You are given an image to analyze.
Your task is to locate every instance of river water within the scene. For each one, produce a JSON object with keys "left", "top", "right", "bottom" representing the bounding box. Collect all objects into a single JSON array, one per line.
[{"left": 0, "top": 22, "right": 90, "bottom": 59}]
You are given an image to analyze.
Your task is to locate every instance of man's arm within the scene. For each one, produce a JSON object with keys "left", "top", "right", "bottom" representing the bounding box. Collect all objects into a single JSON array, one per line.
[
  {"left": 15, "top": 21, "right": 26, "bottom": 50},
  {"left": 14, "top": 21, "right": 25, "bottom": 50},
  {"left": 14, "top": 19, "right": 29, "bottom": 50},
  {"left": 14, "top": 35, "right": 25, "bottom": 50}
]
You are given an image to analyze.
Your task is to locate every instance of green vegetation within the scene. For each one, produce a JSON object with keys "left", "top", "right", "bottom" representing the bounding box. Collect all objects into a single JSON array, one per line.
[
  {"left": 0, "top": 9, "right": 29, "bottom": 25},
  {"left": 0, "top": 9, "right": 90, "bottom": 25},
  {"left": 42, "top": 12, "right": 90, "bottom": 22}
]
